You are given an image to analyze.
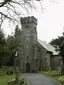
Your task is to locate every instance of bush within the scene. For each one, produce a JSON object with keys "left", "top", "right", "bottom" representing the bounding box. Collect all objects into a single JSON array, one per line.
[
  {"left": 7, "top": 77, "right": 24, "bottom": 85},
  {"left": 1, "top": 66, "right": 14, "bottom": 75},
  {"left": 61, "top": 68, "right": 64, "bottom": 75},
  {"left": 4, "top": 66, "right": 14, "bottom": 75},
  {"left": 7, "top": 79, "right": 16, "bottom": 85},
  {"left": 6, "top": 70, "right": 14, "bottom": 75},
  {"left": 58, "top": 76, "right": 64, "bottom": 84},
  {"left": 20, "top": 77, "right": 24, "bottom": 85},
  {"left": 0, "top": 68, "right": 6, "bottom": 76}
]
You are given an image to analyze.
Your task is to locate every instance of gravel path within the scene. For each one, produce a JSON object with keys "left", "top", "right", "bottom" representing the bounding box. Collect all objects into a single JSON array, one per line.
[{"left": 22, "top": 73, "right": 62, "bottom": 85}]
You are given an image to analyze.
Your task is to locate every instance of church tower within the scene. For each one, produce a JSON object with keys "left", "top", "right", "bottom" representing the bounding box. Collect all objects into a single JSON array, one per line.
[{"left": 20, "top": 16, "right": 38, "bottom": 72}]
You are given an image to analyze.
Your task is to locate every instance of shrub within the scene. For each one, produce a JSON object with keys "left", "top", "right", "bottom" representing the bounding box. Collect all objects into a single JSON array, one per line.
[
  {"left": 7, "top": 79, "right": 16, "bottom": 85},
  {"left": 6, "top": 70, "right": 14, "bottom": 75},
  {"left": 5, "top": 66, "right": 14, "bottom": 75},
  {"left": 7, "top": 77, "right": 24, "bottom": 85},
  {"left": 58, "top": 76, "right": 64, "bottom": 84},
  {"left": 0, "top": 69, "right": 6, "bottom": 76},
  {"left": 20, "top": 77, "right": 24, "bottom": 85},
  {"left": 1, "top": 66, "right": 14, "bottom": 75},
  {"left": 24, "top": 81, "right": 28, "bottom": 85}
]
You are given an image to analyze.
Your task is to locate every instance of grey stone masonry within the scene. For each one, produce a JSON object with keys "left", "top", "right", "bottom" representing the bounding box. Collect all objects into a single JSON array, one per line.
[
  {"left": 20, "top": 16, "right": 38, "bottom": 72},
  {"left": 20, "top": 16, "right": 37, "bottom": 25},
  {"left": 17, "top": 16, "right": 61, "bottom": 72}
]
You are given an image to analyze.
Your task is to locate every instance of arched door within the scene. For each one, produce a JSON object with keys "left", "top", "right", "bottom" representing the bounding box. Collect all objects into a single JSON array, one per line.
[{"left": 26, "top": 63, "right": 30, "bottom": 72}]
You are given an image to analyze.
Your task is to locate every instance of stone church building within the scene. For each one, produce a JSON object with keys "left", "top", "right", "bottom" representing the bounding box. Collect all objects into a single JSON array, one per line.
[{"left": 17, "top": 16, "right": 61, "bottom": 72}]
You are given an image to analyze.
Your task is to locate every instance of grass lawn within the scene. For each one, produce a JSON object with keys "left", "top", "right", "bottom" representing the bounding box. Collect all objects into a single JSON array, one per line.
[
  {"left": 41, "top": 70, "right": 61, "bottom": 77},
  {"left": 0, "top": 74, "right": 23, "bottom": 85},
  {"left": 41, "top": 70, "right": 64, "bottom": 85}
]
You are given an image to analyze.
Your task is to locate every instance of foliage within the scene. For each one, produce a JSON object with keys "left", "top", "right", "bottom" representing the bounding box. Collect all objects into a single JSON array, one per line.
[
  {"left": 59, "top": 41, "right": 64, "bottom": 75},
  {"left": 6, "top": 70, "right": 14, "bottom": 75},
  {"left": 50, "top": 36, "right": 64, "bottom": 74},
  {"left": 58, "top": 76, "right": 64, "bottom": 84},
  {"left": 0, "top": 30, "right": 11, "bottom": 66},
  {"left": 7, "top": 79, "right": 16, "bottom": 85},
  {"left": 0, "top": 31, "right": 6, "bottom": 45},
  {"left": 0, "top": 67, "right": 14, "bottom": 76},
  {"left": 41, "top": 70, "right": 63, "bottom": 85},
  {"left": 41, "top": 70, "right": 61, "bottom": 77},
  {"left": 0, "top": 69, "right": 6, "bottom": 76},
  {"left": 0, "top": 73, "right": 24, "bottom": 85},
  {"left": 50, "top": 36, "right": 64, "bottom": 47},
  {"left": 6, "top": 35, "right": 15, "bottom": 66},
  {"left": 6, "top": 26, "right": 22, "bottom": 66},
  {"left": 14, "top": 25, "right": 22, "bottom": 49},
  {"left": 0, "top": 26, "right": 22, "bottom": 66},
  {"left": 7, "top": 77, "right": 24, "bottom": 85},
  {"left": 59, "top": 41, "right": 64, "bottom": 60},
  {"left": 0, "top": 74, "right": 15, "bottom": 85}
]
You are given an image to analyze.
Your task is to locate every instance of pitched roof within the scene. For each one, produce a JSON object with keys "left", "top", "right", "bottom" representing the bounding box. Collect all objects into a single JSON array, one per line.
[{"left": 38, "top": 39, "right": 59, "bottom": 55}]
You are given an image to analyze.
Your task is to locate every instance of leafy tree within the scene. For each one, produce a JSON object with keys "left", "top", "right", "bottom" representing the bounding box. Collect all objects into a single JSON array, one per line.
[
  {"left": 14, "top": 25, "right": 22, "bottom": 49},
  {"left": 0, "top": 31, "right": 6, "bottom": 45},
  {"left": 50, "top": 36, "right": 64, "bottom": 47},
  {"left": 6, "top": 26, "right": 22, "bottom": 66},
  {"left": 59, "top": 40, "right": 64, "bottom": 74},
  {"left": 0, "top": 30, "right": 11, "bottom": 66},
  {"left": 0, "top": 46, "right": 11, "bottom": 66},
  {"left": 6, "top": 35, "right": 15, "bottom": 66},
  {"left": 50, "top": 36, "right": 64, "bottom": 74}
]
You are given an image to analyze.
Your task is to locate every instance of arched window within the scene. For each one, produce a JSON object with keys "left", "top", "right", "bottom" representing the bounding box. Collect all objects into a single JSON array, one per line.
[
  {"left": 27, "top": 56, "right": 29, "bottom": 60},
  {"left": 34, "top": 27, "right": 36, "bottom": 32},
  {"left": 36, "top": 59, "right": 38, "bottom": 63}
]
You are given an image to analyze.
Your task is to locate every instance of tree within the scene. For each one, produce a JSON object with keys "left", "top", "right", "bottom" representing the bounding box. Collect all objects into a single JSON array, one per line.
[
  {"left": 0, "top": 30, "right": 11, "bottom": 66},
  {"left": 14, "top": 25, "right": 22, "bottom": 49},
  {"left": 0, "top": 30, "right": 6, "bottom": 45},
  {"left": 7, "top": 35, "right": 15, "bottom": 66},
  {"left": 59, "top": 40, "right": 64, "bottom": 74},
  {"left": 6, "top": 26, "right": 22, "bottom": 66},
  {"left": 0, "top": 0, "right": 43, "bottom": 28},
  {"left": 50, "top": 36, "right": 64, "bottom": 47},
  {"left": 50, "top": 36, "right": 64, "bottom": 74}
]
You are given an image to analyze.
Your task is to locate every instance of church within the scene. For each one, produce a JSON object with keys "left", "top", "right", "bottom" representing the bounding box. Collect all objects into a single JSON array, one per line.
[{"left": 17, "top": 16, "right": 61, "bottom": 72}]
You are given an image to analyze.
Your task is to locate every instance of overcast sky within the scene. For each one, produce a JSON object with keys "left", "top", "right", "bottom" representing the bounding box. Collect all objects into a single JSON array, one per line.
[{"left": 2, "top": 0, "right": 64, "bottom": 43}]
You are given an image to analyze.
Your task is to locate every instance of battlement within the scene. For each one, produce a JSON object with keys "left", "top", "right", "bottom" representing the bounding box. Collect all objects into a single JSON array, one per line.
[{"left": 20, "top": 16, "right": 37, "bottom": 25}]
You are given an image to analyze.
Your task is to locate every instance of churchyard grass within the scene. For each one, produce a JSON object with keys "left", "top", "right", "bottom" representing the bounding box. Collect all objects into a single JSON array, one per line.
[
  {"left": 0, "top": 74, "right": 15, "bottom": 85},
  {"left": 0, "top": 73, "right": 24, "bottom": 85},
  {"left": 41, "top": 70, "right": 61, "bottom": 77},
  {"left": 41, "top": 70, "right": 64, "bottom": 85}
]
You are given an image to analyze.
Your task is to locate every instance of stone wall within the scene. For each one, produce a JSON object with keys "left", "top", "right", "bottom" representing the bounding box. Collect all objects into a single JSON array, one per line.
[
  {"left": 51, "top": 55, "right": 61, "bottom": 70},
  {"left": 37, "top": 43, "right": 51, "bottom": 71}
]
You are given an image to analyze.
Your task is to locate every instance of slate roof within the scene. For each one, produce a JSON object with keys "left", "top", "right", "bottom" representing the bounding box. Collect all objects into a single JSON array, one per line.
[{"left": 38, "top": 39, "right": 59, "bottom": 55}]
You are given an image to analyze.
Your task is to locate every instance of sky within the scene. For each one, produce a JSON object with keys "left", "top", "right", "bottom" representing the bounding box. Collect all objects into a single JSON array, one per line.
[{"left": 2, "top": 0, "right": 64, "bottom": 43}]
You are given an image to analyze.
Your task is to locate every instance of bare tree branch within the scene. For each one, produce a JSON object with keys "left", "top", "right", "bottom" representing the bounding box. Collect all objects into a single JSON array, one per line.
[
  {"left": 0, "top": 0, "right": 54, "bottom": 29},
  {"left": 0, "top": 12, "right": 12, "bottom": 20},
  {"left": 0, "top": 0, "right": 40, "bottom": 28},
  {"left": 0, "top": 0, "right": 12, "bottom": 7}
]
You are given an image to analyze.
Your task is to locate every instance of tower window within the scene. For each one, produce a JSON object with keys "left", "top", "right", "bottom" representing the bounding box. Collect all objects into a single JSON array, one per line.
[
  {"left": 27, "top": 56, "right": 29, "bottom": 60},
  {"left": 36, "top": 59, "right": 38, "bottom": 63},
  {"left": 34, "top": 27, "right": 36, "bottom": 32}
]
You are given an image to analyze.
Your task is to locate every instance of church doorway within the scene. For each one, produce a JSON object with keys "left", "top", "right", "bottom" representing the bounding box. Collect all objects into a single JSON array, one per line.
[{"left": 26, "top": 63, "right": 30, "bottom": 72}]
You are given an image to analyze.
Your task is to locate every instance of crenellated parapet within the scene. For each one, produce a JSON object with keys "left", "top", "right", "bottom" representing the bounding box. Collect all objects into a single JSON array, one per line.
[{"left": 20, "top": 16, "right": 37, "bottom": 25}]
